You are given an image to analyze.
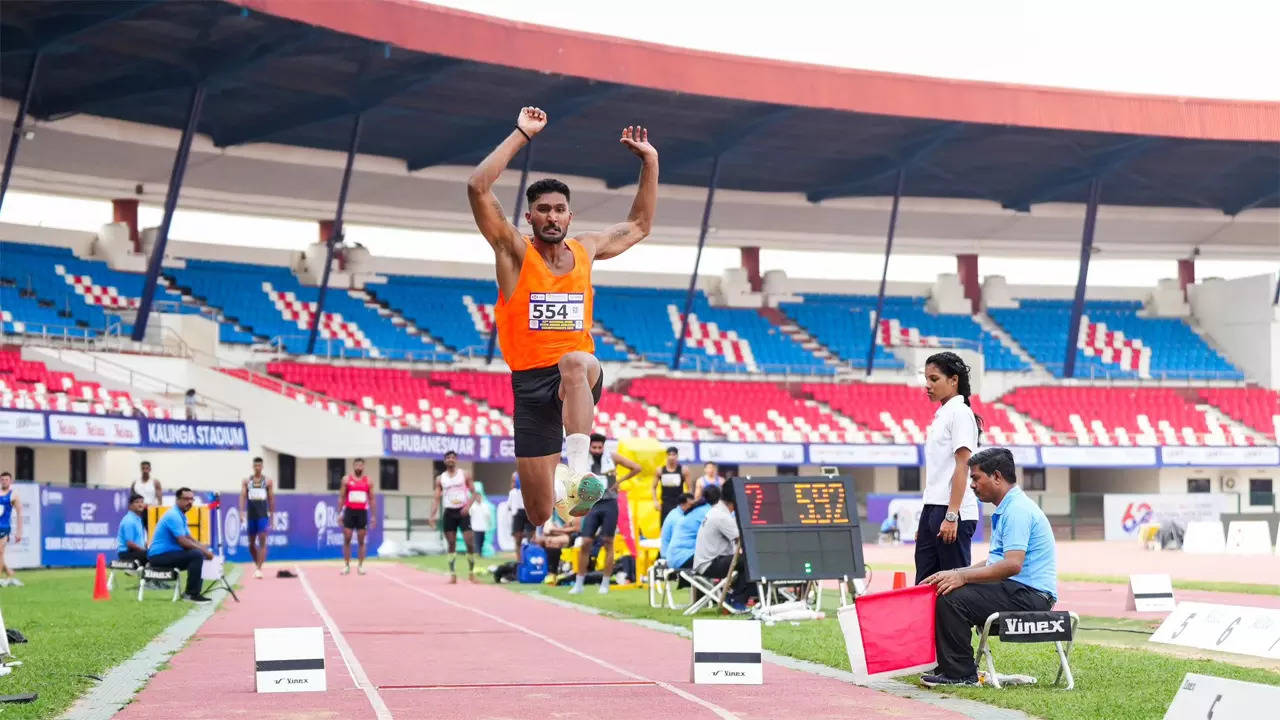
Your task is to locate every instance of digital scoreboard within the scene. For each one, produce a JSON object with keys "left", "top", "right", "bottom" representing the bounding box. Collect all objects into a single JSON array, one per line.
[{"left": 731, "top": 476, "right": 865, "bottom": 583}]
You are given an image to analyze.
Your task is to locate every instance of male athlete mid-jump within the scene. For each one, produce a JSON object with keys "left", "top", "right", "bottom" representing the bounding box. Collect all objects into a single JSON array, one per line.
[{"left": 467, "top": 106, "right": 658, "bottom": 526}]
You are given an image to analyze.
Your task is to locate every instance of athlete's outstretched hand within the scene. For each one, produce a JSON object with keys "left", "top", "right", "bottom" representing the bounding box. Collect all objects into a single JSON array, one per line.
[
  {"left": 517, "top": 106, "right": 547, "bottom": 138},
  {"left": 620, "top": 126, "right": 657, "bottom": 161}
]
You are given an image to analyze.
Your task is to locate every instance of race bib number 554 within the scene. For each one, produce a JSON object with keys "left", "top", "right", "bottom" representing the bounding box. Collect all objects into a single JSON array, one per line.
[{"left": 528, "top": 293, "right": 585, "bottom": 331}]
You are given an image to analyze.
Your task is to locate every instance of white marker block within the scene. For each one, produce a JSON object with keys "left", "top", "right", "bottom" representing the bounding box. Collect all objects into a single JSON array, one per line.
[
  {"left": 1164, "top": 673, "right": 1280, "bottom": 719},
  {"left": 255, "top": 627, "right": 326, "bottom": 693},
  {"left": 1225, "top": 521, "right": 1273, "bottom": 555},
  {"left": 1126, "top": 574, "right": 1175, "bottom": 613},
  {"left": 1181, "top": 520, "right": 1225, "bottom": 554},
  {"left": 690, "top": 619, "right": 762, "bottom": 685}
]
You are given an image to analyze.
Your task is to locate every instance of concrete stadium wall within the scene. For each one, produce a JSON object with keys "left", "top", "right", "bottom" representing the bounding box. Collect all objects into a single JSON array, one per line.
[{"left": 1188, "top": 272, "right": 1280, "bottom": 387}]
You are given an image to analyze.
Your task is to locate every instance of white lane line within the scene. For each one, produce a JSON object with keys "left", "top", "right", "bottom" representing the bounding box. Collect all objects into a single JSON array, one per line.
[
  {"left": 296, "top": 565, "right": 394, "bottom": 720},
  {"left": 376, "top": 569, "right": 741, "bottom": 720}
]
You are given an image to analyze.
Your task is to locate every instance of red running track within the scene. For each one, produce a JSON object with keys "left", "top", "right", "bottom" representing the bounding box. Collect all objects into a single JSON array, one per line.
[{"left": 118, "top": 562, "right": 968, "bottom": 720}]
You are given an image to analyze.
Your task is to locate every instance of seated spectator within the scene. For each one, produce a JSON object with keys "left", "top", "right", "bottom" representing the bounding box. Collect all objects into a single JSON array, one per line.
[
  {"left": 666, "top": 485, "right": 718, "bottom": 572},
  {"left": 921, "top": 448, "right": 1058, "bottom": 688},
  {"left": 533, "top": 515, "right": 580, "bottom": 577},
  {"left": 693, "top": 481, "right": 755, "bottom": 610},
  {"left": 116, "top": 493, "right": 148, "bottom": 565},
  {"left": 147, "top": 487, "right": 215, "bottom": 603},
  {"left": 659, "top": 492, "right": 695, "bottom": 559}
]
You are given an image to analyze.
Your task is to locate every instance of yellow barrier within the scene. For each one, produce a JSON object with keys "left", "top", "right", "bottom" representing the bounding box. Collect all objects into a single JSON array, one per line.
[
  {"left": 616, "top": 437, "right": 669, "bottom": 582},
  {"left": 146, "top": 505, "right": 212, "bottom": 545}
]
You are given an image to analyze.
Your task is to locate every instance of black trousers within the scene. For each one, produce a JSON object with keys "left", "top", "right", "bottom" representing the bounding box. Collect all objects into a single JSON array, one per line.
[
  {"left": 935, "top": 580, "right": 1053, "bottom": 678},
  {"left": 117, "top": 549, "right": 148, "bottom": 565},
  {"left": 914, "top": 504, "right": 977, "bottom": 584},
  {"left": 699, "top": 554, "right": 756, "bottom": 602},
  {"left": 148, "top": 549, "right": 204, "bottom": 596}
]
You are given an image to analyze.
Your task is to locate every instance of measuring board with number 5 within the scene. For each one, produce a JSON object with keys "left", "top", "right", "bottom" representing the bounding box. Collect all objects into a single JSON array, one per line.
[
  {"left": 733, "top": 476, "right": 865, "bottom": 582},
  {"left": 1150, "top": 602, "right": 1280, "bottom": 660}
]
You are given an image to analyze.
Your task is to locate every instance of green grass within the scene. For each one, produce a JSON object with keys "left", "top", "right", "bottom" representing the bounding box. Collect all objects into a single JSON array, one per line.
[
  {"left": 398, "top": 556, "right": 1280, "bottom": 720},
  {"left": 1060, "top": 573, "right": 1280, "bottom": 597},
  {"left": 1, "top": 568, "right": 194, "bottom": 720}
]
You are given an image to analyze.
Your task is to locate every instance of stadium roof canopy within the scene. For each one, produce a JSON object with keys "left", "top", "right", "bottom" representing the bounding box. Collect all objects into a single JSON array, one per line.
[{"left": 1, "top": 0, "right": 1278, "bottom": 258}]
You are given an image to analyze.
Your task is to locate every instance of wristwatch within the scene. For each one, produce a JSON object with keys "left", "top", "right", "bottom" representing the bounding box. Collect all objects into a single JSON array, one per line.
[{"left": 944, "top": 511, "right": 959, "bottom": 523}]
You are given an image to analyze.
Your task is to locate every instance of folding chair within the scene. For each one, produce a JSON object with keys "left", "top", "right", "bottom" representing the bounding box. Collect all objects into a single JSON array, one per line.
[
  {"left": 106, "top": 558, "right": 141, "bottom": 591},
  {"left": 681, "top": 553, "right": 742, "bottom": 616},
  {"left": 977, "top": 610, "right": 1079, "bottom": 690},
  {"left": 646, "top": 558, "right": 682, "bottom": 610},
  {"left": 137, "top": 565, "right": 182, "bottom": 602}
]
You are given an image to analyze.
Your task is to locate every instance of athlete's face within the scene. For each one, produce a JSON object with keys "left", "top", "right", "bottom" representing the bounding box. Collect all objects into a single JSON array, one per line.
[
  {"left": 526, "top": 191, "right": 572, "bottom": 244},
  {"left": 253, "top": 461, "right": 263, "bottom": 475},
  {"left": 444, "top": 454, "right": 456, "bottom": 470},
  {"left": 140, "top": 463, "right": 150, "bottom": 480},
  {"left": 666, "top": 451, "right": 678, "bottom": 466},
  {"left": 589, "top": 440, "right": 604, "bottom": 458},
  {"left": 353, "top": 461, "right": 364, "bottom": 476},
  {"left": 0, "top": 473, "right": 10, "bottom": 490}
]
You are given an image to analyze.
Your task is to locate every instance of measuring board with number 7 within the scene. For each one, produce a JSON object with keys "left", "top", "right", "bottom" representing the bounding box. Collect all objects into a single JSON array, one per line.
[
  {"left": 1150, "top": 602, "right": 1280, "bottom": 660},
  {"left": 733, "top": 476, "right": 865, "bottom": 582}
]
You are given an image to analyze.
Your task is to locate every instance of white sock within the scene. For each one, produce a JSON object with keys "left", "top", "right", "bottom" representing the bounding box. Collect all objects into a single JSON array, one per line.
[
  {"left": 565, "top": 433, "right": 591, "bottom": 474},
  {"left": 554, "top": 476, "right": 567, "bottom": 503},
  {"left": 574, "top": 574, "right": 585, "bottom": 588},
  {"left": 600, "top": 575, "right": 611, "bottom": 589}
]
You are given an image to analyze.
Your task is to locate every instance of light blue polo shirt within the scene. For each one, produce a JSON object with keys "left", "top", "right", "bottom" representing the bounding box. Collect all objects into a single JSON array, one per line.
[
  {"left": 987, "top": 485, "right": 1057, "bottom": 600},
  {"left": 666, "top": 503, "right": 711, "bottom": 570},
  {"left": 660, "top": 505, "right": 688, "bottom": 558},
  {"left": 117, "top": 512, "right": 146, "bottom": 555},
  {"left": 147, "top": 505, "right": 191, "bottom": 557}
]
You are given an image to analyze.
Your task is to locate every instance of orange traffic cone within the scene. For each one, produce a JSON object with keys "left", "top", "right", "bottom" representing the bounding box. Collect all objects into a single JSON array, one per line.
[
  {"left": 892, "top": 571, "right": 907, "bottom": 590},
  {"left": 93, "top": 553, "right": 110, "bottom": 601}
]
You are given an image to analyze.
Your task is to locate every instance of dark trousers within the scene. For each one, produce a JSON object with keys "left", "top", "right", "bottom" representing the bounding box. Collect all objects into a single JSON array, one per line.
[
  {"left": 148, "top": 549, "right": 204, "bottom": 596},
  {"left": 935, "top": 580, "right": 1053, "bottom": 678},
  {"left": 117, "top": 549, "right": 147, "bottom": 565},
  {"left": 699, "top": 554, "right": 756, "bottom": 602},
  {"left": 914, "top": 505, "right": 977, "bottom": 584}
]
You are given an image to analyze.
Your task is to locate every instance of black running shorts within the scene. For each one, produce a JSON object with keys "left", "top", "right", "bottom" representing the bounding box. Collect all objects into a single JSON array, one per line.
[
  {"left": 442, "top": 507, "right": 471, "bottom": 534},
  {"left": 510, "top": 363, "right": 603, "bottom": 458},
  {"left": 342, "top": 508, "right": 368, "bottom": 531}
]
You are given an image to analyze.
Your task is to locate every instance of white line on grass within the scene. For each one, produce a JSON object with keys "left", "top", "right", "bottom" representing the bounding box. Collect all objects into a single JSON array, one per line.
[
  {"left": 296, "top": 565, "right": 393, "bottom": 720},
  {"left": 376, "top": 569, "right": 742, "bottom": 720}
]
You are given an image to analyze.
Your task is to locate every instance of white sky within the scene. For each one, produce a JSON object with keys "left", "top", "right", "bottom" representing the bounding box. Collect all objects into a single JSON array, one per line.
[
  {"left": 420, "top": 0, "right": 1280, "bottom": 101},
  {"left": 2, "top": 2, "right": 1276, "bottom": 285}
]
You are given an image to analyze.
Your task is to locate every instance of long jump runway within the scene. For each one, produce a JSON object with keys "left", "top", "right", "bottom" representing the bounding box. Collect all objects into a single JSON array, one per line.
[{"left": 117, "top": 562, "right": 967, "bottom": 720}]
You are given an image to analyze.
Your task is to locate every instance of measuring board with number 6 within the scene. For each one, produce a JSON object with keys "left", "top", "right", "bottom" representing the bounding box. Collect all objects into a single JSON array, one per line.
[
  {"left": 733, "top": 476, "right": 865, "bottom": 582},
  {"left": 1150, "top": 602, "right": 1280, "bottom": 660}
]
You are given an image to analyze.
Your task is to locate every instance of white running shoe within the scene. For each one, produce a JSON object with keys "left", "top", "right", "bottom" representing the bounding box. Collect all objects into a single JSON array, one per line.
[
  {"left": 340, "top": 565, "right": 351, "bottom": 576},
  {"left": 253, "top": 569, "right": 263, "bottom": 579},
  {"left": 553, "top": 464, "right": 606, "bottom": 522},
  {"left": 357, "top": 566, "right": 366, "bottom": 576},
  {"left": 6, "top": 578, "right": 21, "bottom": 588}
]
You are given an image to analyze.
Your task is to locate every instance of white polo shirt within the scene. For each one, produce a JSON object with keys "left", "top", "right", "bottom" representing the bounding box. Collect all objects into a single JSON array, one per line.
[{"left": 923, "top": 395, "right": 980, "bottom": 521}]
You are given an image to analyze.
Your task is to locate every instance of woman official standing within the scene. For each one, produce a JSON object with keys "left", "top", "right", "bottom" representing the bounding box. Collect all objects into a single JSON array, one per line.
[{"left": 915, "top": 351, "right": 982, "bottom": 584}]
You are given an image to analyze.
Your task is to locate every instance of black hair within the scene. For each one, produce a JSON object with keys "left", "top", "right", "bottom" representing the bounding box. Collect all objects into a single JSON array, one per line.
[
  {"left": 526, "top": 178, "right": 570, "bottom": 206},
  {"left": 129, "top": 492, "right": 145, "bottom": 503},
  {"left": 666, "top": 446, "right": 678, "bottom": 455},
  {"left": 443, "top": 451, "right": 456, "bottom": 459},
  {"left": 252, "top": 457, "right": 263, "bottom": 464},
  {"left": 0, "top": 471, "right": 11, "bottom": 479},
  {"left": 678, "top": 492, "right": 695, "bottom": 504},
  {"left": 720, "top": 480, "right": 735, "bottom": 507},
  {"left": 589, "top": 433, "right": 607, "bottom": 444},
  {"left": 140, "top": 460, "right": 151, "bottom": 467},
  {"left": 354, "top": 457, "right": 366, "bottom": 463},
  {"left": 967, "top": 447, "right": 1017, "bottom": 483},
  {"left": 925, "top": 351, "right": 984, "bottom": 440},
  {"left": 701, "top": 484, "right": 722, "bottom": 505},
  {"left": 176, "top": 486, "right": 193, "bottom": 498}
]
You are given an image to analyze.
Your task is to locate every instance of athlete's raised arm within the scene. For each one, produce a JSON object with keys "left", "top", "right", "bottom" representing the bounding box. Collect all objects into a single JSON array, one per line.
[
  {"left": 467, "top": 106, "right": 545, "bottom": 255},
  {"left": 582, "top": 126, "right": 659, "bottom": 261}
]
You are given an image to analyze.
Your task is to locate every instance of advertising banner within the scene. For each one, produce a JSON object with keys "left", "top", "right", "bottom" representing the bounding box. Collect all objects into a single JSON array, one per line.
[
  {"left": 1102, "top": 493, "right": 1231, "bottom": 541},
  {"left": 866, "top": 493, "right": 985, "bottom": 543},
  {"left": 383, "top": 431, "right": 514, "bottom": 462},
  {"left": 47, "top": 413, "right": 142, "bottom": 446},
  {"left": 698, "top": 442, "right": 805, "bottom": 465},
  {"left": 807, "top": 444, "right": 919, "bottom": 466},
  {"left": 216, "top": 492, "right": 384, "bottom": 562},
  {"left": 0, "top": 409, "right": 45, "bottom": 441},
  {"left": 1039, "top": 446, "right": 1158, "bottom": 467},
  {"left": 40, "top": 486, "right": 132, "bottom": 566},
  {"left": 1160, "top": 445, "right": 1280, "bottom": 467}
]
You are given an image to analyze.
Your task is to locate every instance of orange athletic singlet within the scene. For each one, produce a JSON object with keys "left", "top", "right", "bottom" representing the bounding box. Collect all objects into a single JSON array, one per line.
[{"left": 496, "top": 238, "right": 595, "bottom": 371}]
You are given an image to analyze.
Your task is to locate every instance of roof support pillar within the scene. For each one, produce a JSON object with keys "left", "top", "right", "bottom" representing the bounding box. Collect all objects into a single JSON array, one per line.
[
  {"left": 741, "top": 247, "right": 762, "bottom": 292},
  {"left": 672, "top": 154, "right": 721, "bottom": 371},
  {"left": 485, "top": 142, "right": 534, "bottom": 365},
  {"left": 865, "top": 168, "right": 905, "bottom": 377},
  {"left": 133, "top": 83, "right": 205, "bottom": 342},
  {"left": 113, "top": 199, "right": 141, "bottom": 252},
  {"left": 0, "top": 49, "right": 42, "bottom": 214},
  {"left": 307, "top": 112, "right": 364, "bottom": 355},
  {"left": 1177, "top": 257, "right": 1195, "bottom": 301},
  {"left": 957, "top": 253, "right": 980, "bottom": 313},
  {"left": 1063, "top": 178, "right": 1101, "bottom": 378}
]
